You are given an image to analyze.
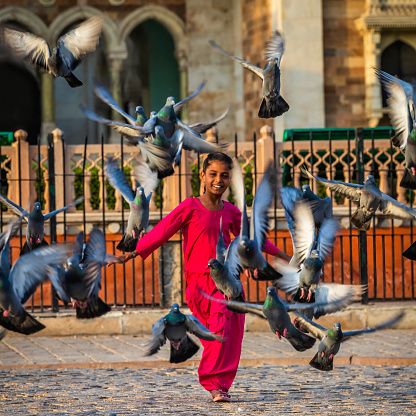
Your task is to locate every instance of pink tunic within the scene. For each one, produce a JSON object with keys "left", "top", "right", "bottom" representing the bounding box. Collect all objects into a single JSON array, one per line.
[{"left": 136, "top": 197, "right": 280, "bottom": 392}]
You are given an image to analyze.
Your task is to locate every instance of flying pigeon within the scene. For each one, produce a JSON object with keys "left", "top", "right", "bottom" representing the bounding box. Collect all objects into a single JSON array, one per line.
[
  {"left": 94, "top": 80, "right": 206, "bottom": 127},
  {"left": 106, "top": 157, "right": 158, "bottom": 252},
  {"left": 232, "top": 161, "right": 282, "bottom": 281},
  {"left": 293, "top": 311, "right": 405, "bottom": 371},
  {"left": 301, "top": 166, "right": 416, "bottom": 231},
  {"left": 375, "top": 68, "right": 416, "bottom": 189},
  {"left": 210, "top": 31, "right": 289, "bottom": 119},
  {"left": 207, "top": 218, "right": 244, "bottom": 301},
  {"left": 0, "top": 194, "right": 84, "bottom": 255},
  {"left": 2, "top": 15, "right": 104, "bottom": 88},
  {"left": 145, "top": 303, "right": 225, "bottom": 363},
  {"left": 0, "top": 219, "right": 72, "bottom": 334},
  {"left": 274, "top": 202, "right": 364, "bottom": 317},
  {"left": 202, "top": 286, "right": 321, "bottom": 352},
  {"left": 48, "top": 229, "right": 111, "bottom": 319}
]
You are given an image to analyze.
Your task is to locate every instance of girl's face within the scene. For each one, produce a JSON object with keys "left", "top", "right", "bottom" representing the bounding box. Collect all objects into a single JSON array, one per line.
[{"left": 201, "top": 161, "right": 231, "bottom": 196}]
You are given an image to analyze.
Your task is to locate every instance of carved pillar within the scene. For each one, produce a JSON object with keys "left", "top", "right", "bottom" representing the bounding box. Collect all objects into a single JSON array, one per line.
[
  {"left": 175, "top": 49, "right": 188, "bottom": 123},
  {"left": 11, "top": 130, "right": 30, "bottom": 209},
  {"left": 159, "top": 240, "right": 182, "bottom": 307},
  {"left": 40, "top": 73, "right": 56, "bottom": 144}
]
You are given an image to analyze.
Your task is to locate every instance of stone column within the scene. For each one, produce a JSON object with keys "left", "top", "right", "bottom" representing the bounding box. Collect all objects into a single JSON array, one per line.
[
  {"left": 40, "top": 73, "right": 56, "bottom": 144},
  {"left": 107, "top": 54, "right": 127, "bottom": 142},
  {"left": 176, "top": 49, "right": 188, "bottom": 122},
  {"left": 159, "top": 240, "right": 183, "bottom": 307},
  {"left": 11, "top": 130, "right": 30, "bottom": 208}
]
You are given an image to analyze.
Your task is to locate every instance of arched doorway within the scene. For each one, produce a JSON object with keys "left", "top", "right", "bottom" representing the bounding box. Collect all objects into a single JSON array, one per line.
[
  {"left": 381, "top": 40, "right": 416, "bottom": 108},
  {"left": 124, "top": 19, "right": 180, "bottom": 117},
  {"left": 54, "top": 20, "right": 108, "bottom": 144},
  {"left": 0, "top": 61, "right": 41, "bottom": 145}
]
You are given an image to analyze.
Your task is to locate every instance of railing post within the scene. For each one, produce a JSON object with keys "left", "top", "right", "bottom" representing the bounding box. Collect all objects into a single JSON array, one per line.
[
  {"left": 355, "top": 128, "right": 368, "bottom": 305},
  {"left": 47, "top": 132, "right": 59, "bottom": 312}
]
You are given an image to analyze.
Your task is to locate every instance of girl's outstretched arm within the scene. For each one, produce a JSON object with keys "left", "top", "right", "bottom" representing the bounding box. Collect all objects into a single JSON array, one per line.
[{"left": 108, "top": 199, "right": 191, "bottom": 265}]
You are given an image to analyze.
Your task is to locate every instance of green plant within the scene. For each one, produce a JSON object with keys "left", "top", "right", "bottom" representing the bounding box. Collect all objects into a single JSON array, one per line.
[
  {"left": 32, "top": 161, "right": 46, "bottom": 209},
  {"left": 154, "top": 180, "right": 164, "bottom": 209},
  {"left": 191, "top": 164, "right": 200, "bottom": 197},
  {"left": 244, "top": 164, "right": 254, "bottom": 207}
]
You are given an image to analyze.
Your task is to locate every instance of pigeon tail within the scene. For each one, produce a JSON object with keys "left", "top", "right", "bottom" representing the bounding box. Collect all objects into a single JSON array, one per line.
[
  {"left": 309, "top": 351, "right": 334, "bottom": 371},
  {"left": 157, "top": 166, "right": 175, "bottom": 180},
  {"left": 350, "top": 209, "right": 372, "bottom": 231},
  {"left": 285, "top": 327, "right": 316, "bottom": 352},
  {"left": 0, "top": 310, "right": 45, "bottom": 335},
  {"left": 169, "top": 334, "right": 200, "bottom": 363},
  {"left": 20, "top": 238, "right": 49, "bottom": 256},
  {"left": 403, "top": 240, "right": 416, "bottom": 260},
  {"left": 400, "top": 169, "right": 416, "bottom": 190},
  {"left": 75, "top": 297, "right": 111, "bottom": 319},
  {"left": 116, "top": 233, "right": 139, "bottom": 253},
  {"left": 258, "top": 95, "right": 289, "bottom": 119},
  {"left": 64, "top": 72, "right": 83, "bottom": 88}
]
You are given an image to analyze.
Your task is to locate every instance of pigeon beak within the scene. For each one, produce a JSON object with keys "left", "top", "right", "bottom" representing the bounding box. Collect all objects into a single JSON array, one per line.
[{"left": 206, "top": 264, "right": 211, "bottom": 270}]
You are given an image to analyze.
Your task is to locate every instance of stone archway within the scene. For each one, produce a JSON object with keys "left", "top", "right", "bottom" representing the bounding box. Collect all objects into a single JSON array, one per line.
[{"left": 0, "top": 7, "right": 48, "bottom": 36}]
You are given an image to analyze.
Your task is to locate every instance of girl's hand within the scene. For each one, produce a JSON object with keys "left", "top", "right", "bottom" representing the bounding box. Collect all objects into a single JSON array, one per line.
[
  {"left": 106, "top": 254, "right": 128, "bottom": 267},
  {"left": 276, "top": 250, "right": 292, "bottom": 263}
]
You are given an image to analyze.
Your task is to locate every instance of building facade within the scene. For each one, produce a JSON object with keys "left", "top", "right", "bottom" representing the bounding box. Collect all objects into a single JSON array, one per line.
[{"left": 0, "top": 0, "right": 415, "bottom": 145}]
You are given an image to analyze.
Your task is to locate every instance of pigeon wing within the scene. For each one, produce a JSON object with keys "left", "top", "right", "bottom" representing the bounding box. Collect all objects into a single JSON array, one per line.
[
  {"left": 133, "top": 162, "right": 159, "bottom": 198},
  {"left": 105, "top": 157, "right": 135, "bottom": 203},
  {"left": 224, "top": 237, "right": 242, "bottom": 279},
  {"left": 174, "top": 81, "right": 206, "bottom": 115},
  {"left": 375, "top": 68, "right": 414, "bottom": 102},
  {"left": 293, "top": 201, "right": 316, "bottom": 264},
  {"left": 83, "top": 228, "right": 106, "bottom": 265},
  {"left": 231, "top": 160, "right": 246, "bottom": 213},
  {"left": 46, "top": 266, "right": 70, "bottom": 304},
  {"left": 144, "top": 318, "right": 167, "bottom": 356},
  {"left": 291, "top": 312, "right": 327, "bottom": 340},
  {"left": 185, "top": 315, "right": 222, "bottom": 341},
  {"left": 316, "top": 217, "right": 339, "bottom": 262},
  {"left": 137, "top": 142, "right": 173, "bottom": 173},
  {"left": 272, "top": 260, "right": 301, "bottom": 297},
  {"left": 216, "top": 217, "right": 227, "bottom": 264},
  {"left": 265, "top": 30, "right": 284, "bottom": 64},
  {"left": 57, "top": 15, "right": 104, "bottom": 71},
  {"left": 94, "top": 80, "right": 137, "bottom": 125},
  {"left": 342, "top": 312, "right": 405, "bottom": 341},
  {"left": 200, "top": 291, "right": 266, "bottom": 318},
  {"left": 3, "top": 28, "right": 51, "bottom": 72},
  {"left": 301, "top": 166, "right": 362, "bottom": 202},
  {"left": 251, "top": 163, "right": 277, "bottom": 249},
  {"left": 378, "top": 193, "right": 416, "bottom": 221},
  {"left": 72, "top": 231, "right": 84, "bottom": 262},
  {"left": 177, "top": 120, "right": 227, "bottom": 153},
  {"left": 209, "top": 40, "right": 264, "bottom": 80},
  {"left": 44, "top": 196, "right": 84, "bottom": 221},
  {"left": 0, "top": 194, "right": 28, "bottom": 220},
  {"left": 308, "top": 197, "right": 333, "bottom": 226},
  {"left": 188, "top": 107, "right": 229, "bottom": 135},
  {"left": 11, "top": 244, "right": 72, "bottom": 304}
]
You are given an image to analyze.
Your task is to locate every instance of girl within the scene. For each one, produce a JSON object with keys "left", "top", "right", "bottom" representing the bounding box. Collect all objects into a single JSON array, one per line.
[{"left": 113, "top": 153, "right": 290, "bottom": 402}]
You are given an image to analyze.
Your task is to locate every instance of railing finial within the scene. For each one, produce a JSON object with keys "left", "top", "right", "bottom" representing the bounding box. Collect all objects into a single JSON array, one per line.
[
  {"left": 51, "top": 128, "right": 64, "bottom": 143},
  {"left": 14, "top": 129, "right": 28, "bottom": 142}
]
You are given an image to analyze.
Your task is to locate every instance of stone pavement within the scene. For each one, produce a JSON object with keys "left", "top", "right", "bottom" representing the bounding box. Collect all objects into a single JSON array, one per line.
[
  {"left": 0, "top": 331, "right": 415, "bottom": 415},
  {"left": 0, "top": 330, "right": 415, "bottom": 369}
]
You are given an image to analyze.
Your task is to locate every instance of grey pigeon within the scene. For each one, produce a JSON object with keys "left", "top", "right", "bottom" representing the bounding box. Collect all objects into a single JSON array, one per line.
[
  {"left": 106, "top": 157, "right": 158, "bottom": 252},
  {"left": 81, "top": 105, "right": 182, "bottom": 180},
  {"left": 274, "top": 202, "right": 365, "bottom": 317},
  {"left": 210, "top": 31, "right": 289, "bottom": 118},
  {"left": 0, "top": 220, "right": 72, "bottom": 334},
  {"left": 48, "top": 229, "right": 111, "bottom": 319},
  {"left": 0, "top": 194, "right": 83, "bottom": 255},
  {"left": 207, "top": 218, "right": 244, "bottom": 301},
  {"left": 301, "top": 165, "right": 416, "bottom": 231},
  {"left": 202, "top": 287, "right": 319, "bottom": 352},
  {"left": 293, "top": 311, "right": 405, "bottom": 371},
  {"left": 145, "top": 303, "right": 224, "bottom": 363},
  {"left": 375, "top": 68, "right": 416, "bottom": 189},
  {"left": 94, "top": 80, "right": 206, "bottom": 128},
  {"left": 2, "top": 16, "right": 104, "bottom": 87},
  {"left": 232, "top": 162, "right": 282, "bottom": 281}
]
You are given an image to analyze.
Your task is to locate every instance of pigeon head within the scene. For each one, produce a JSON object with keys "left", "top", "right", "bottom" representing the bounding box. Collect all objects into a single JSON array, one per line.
[
  {"left": 150, "top": 111, "right": 157, "bottom": 118},
  {"left": 206, "top": 259, "right": 222, "bottom": 272},
  {"left": 364, "top": 175, "right": 375, "bottom": 184},
  {"left": 328, "top": 322, "right": 343, "bottom": 341},
  {"left": 171, "top": 303, "right": 180, "bottom": 313},
  {"left": 166, "top": 97, "right": 175, "bottom": 106},
  {"left": 135, "top": 106, "right": 144, "bottom": 115},
  {"left": 267, "top": 286, "right": 277, "bottom": 296},
  {"left": 302, "top": 184, "right": 311, "bottom": 192},
  {"left": 238, "top": 237, "right": 257, "bottom": 258},
  {"left": 34, "top": 202, "right": 41, "bottom": 211},
  {"left": 264, "top": 286, "right": 280, "bottom": 309},
  {"left": 310, "top": 249, "right": 319, "bottom": 259},
  {"left": 67, "top": 256, "right": 80, "bottom": 270},
  {"left": 134, "top": 186, "right": 145, "bottom": 205}
]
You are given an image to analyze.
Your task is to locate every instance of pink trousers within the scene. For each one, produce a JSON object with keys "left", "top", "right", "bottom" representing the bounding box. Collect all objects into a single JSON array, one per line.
[{"left": 186, "top": 272, "right": 245, "bottom": 393}]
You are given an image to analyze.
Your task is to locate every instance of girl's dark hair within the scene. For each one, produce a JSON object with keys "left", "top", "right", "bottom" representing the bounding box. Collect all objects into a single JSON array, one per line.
[{"left": 202, "top": 153, "right": 233, "bottom": 173}]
